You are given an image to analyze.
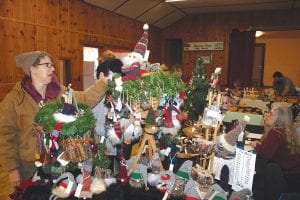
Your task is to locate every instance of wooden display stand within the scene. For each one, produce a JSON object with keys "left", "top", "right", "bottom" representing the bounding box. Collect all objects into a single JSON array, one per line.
[
  {"left": 127, "top": 126, "right": 163, "bottom": 176},
  {"left": 200, "top": 91, "right": 222, "bottom": 173}
]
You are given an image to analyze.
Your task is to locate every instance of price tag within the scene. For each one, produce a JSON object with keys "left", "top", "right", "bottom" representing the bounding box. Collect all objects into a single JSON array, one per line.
[
  {"left": 74, "top": 183, "right": 83, "bottom": 197},
  {"left": 100, "top": 136, "right": 105, "bottom": 143},
  {"left": 169, "top": 164, "right": 174, "bottom": 172}
]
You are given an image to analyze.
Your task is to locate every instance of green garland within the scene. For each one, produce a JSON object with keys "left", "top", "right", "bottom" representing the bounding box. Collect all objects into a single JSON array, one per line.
[
  {"left": 109, "top": 71, "right": 185, "bottom": 101},
  {"left": 34, "top": 101, "right": 96, "bottom": 137}
]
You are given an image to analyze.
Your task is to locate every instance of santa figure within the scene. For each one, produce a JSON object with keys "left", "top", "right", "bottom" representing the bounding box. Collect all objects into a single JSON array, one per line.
[{"left": 210, "top": 67, "right": 222, "bottom": 90}]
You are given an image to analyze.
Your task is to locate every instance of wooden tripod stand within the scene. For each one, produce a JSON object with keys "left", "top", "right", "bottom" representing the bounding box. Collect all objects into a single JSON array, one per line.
[{"left": 127, "top": 128, "right": 163, "bottom": 176}]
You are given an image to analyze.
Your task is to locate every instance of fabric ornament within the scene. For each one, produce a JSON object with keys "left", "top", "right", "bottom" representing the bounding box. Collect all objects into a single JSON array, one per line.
[
  {"left": 160, "top": 101, "right": 182, "bottom": 136},
  {"left": 156, "top": 171, "right": 176, "bottom": 193},
  {"left": 147, "top": 172, "right": 161, "bottom": 187},
  {"left": 184, "top": 179, "right": 203, "bottom": 200},
  {"left": 114, "top": 121, "right": 123, "bottom": 140},
  {"left": 150, "top": 151, "right": 161, "bottom": 174},
  {"left": 79, "top": 170, "right": 92, "bottom": 199},
  {"left": 229, "top": 188, "right": 252, "bottom": 200},
  {"left": 164, "top": 104, "right": 173, "bottom": 128},
  {"left": 129, "top": 163, "right": 149, "bottom": 190},
  {"left": 175, "top": 160, "right": 193, "bottom": 181},
  {"left": 204, "top": 184, "right": 228, "bottom": 200},
  {"left": 126, "top": 156, "right": 149, "bottom": 190},
  {"left": 49, "top": 122, "right": 63, "bottom": 157},
  {"left": 90, "top": 166, "right": 106, "bottom": 195},
  {"left": 114, "top": 76, "right": 123, "bottom": 93},
  {"left": 117, "top": 150, "right": 130, "bottom": 185},
  {"left": 52, "top": 172, "right": 77, "bottom": 198}
]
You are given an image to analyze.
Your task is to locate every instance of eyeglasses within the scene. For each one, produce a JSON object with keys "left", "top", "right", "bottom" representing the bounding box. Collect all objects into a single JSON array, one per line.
[{"left": 36, "top": 63, "right": 55, "bottom": 68}]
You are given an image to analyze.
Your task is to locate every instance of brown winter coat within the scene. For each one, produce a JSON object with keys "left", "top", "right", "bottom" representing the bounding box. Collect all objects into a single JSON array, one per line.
[{"left": 0, "top": 78, "right": 107, "bottom": 179}]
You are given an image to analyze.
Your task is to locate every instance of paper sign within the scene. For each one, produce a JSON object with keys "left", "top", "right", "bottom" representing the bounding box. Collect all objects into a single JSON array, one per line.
[{"left": 232, "top": 148, "right": 256, "bottom": 191}]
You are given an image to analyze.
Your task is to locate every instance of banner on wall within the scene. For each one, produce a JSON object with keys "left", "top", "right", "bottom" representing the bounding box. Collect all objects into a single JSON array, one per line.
[{"left": 184, "top": 41, "right": 224, "bottom": 51}]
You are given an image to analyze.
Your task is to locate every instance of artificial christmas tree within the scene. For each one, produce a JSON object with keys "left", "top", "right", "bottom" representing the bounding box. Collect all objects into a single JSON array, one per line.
[{"left": 184, "top": 58, "right": 210, "bottom": 121}]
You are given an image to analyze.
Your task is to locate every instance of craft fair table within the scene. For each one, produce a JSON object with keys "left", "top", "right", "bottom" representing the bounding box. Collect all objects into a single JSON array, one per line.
[
  {"left": 239, "top": 99, "right": 269, "bottom": 112},
  {"left": 223, "top": 111, "right": 264, "bottom": 126},
  {"left": 223, "top": 111, "right": 264, "bottom": 134}
]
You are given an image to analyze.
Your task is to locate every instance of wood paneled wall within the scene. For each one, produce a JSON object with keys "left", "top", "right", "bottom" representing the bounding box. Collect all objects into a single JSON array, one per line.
[
  {"left": 1, "top": 0, "right": 300, "bottom": 101},
  {"left": 162, "top": 9, "right": 300, "bottom": 85},
  {"left": 0, "top": 0, "right": 162, "bottom": 101}
]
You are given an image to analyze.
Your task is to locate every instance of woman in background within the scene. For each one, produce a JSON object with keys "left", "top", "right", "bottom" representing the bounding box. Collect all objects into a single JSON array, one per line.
[
  {"left": 229, "top": 79, "right": 243, "bottom": 97},
  {"left": 250, "top": 104, "right": 300, "bottom": 200}
]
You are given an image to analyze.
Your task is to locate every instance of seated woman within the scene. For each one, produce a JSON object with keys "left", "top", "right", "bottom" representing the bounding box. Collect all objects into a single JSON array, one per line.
[
  {"left": 228, "top": 79, "right": 243, "bottom": 97},
  {"left": 250, "top": 104, "right": 300, "bottom": 200}
]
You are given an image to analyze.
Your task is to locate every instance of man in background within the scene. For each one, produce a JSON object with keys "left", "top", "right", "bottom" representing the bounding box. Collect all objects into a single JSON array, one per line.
[{"left": 273, "top": 71, "right": 297, "bottom": 100}]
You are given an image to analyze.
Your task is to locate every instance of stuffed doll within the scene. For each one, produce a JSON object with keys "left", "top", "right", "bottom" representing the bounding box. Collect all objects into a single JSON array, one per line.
[
  {"left": 210, "top": 67, "right": 222, "bottom": 90},
  {"left": 121, "top": 23, "right": 149, "bottom": 81}
]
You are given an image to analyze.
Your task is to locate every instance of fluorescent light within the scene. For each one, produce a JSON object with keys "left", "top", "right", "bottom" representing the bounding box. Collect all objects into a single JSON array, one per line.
[
  {"left": 255, "top": 31, "right": 264, "bottom": 37},
  {"left": 165, "top": 0, "right": 187, "bottom": 2}
]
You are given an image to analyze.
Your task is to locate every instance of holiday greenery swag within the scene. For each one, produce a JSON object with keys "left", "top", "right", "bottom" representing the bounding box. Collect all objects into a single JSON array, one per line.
[
  {"left": 34, "top": 101, "right": 96, "bottom": 137},
  {"left": 184, "top": 58, "right": 210, "bottom": 121},
  {"left": 109, "top": 71, "right": 185, "bottom": 102}
]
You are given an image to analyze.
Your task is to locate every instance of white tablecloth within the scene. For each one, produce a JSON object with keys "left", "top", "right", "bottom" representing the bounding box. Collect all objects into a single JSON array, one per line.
[
  {"left": 224, "top": 111, "right": 264, "bottom": 126},
  {"left": 239, "top": 99, "right": 269, "bottom": 112}
]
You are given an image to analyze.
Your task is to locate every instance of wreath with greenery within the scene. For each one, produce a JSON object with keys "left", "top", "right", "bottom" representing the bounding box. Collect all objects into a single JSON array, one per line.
[{"left": 34, "top": 101, "right": 96, "bottom": 137}]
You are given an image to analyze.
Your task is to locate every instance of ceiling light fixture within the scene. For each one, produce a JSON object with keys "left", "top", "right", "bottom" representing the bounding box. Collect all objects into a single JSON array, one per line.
[
  {"left": 165, "top": 0, "right": 187, "bottom": 2},
  {"left": 255, "top": 31, "right": 264, "bottom": 37}
]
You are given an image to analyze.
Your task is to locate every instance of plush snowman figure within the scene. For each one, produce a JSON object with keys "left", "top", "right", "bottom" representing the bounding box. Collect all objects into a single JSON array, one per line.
[{"left": 121, "top": 23, "right": 149, "bottom": 81}]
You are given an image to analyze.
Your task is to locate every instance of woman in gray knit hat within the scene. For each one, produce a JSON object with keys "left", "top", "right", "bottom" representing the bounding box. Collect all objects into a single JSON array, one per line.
[{"left": 0, "top": 51, "right": 108, "bottom": 198}]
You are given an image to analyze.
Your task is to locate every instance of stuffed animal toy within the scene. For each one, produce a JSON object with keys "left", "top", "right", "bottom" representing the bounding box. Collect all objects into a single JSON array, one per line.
[
  {"left": 210, "top": 67, "right": 222, "bottom": 90},
  {"left": 121, "top": 23, "right": 149, "bottom": 81}
]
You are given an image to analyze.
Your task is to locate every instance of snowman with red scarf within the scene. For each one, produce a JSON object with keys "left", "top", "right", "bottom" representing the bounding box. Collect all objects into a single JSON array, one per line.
[{"left": 121, "top": 23, "right": 149, "bottom": 82}]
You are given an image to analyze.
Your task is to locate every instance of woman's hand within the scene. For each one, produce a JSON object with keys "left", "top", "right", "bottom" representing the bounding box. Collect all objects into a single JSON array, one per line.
[
  {"left": 250, "top": 140, "right": 261, "bottom": 148},
  {"left": 98, "top": 72, "right": 108, "bottom": 84},
  {"left": 9, "top": 169, "right": 21, "bottom": 187}
]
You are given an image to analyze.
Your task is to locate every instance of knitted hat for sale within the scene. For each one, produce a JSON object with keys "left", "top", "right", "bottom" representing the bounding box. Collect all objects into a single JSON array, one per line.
[
  {"left": 156, "top": 171, "right": 176, "bottom": 193},
  {"left": 15, "top": 51, "right": 45, "bottom": 75},
  {"left": 130, "top": 163, "right": 148, "bottom": 188},
  {"left": 184, "top": 179, "right": 202, "bottom": 200},
  {"left": 217, "top": 116, "right": 250, "bottom": 154},
  {"left": 175, "top": 160, "right": 193, "bottom": 180},
  {"left": 134, "top": 23, "right": 149, "bottom": 57},
  {"left": 204, "top": 184, "right": 228, "bottom": 200},
  {"left": 83, "top": 158, "right": 93, "bottom": 173}
]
